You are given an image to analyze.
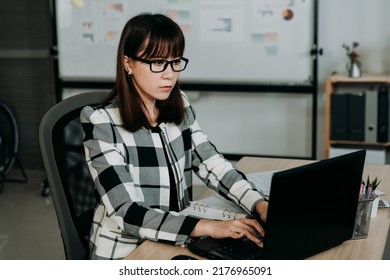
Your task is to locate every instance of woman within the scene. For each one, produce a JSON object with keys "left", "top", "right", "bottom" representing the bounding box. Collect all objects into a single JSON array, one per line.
[{"left": 81, "top": 13, "right": 268, "bottom": 260}]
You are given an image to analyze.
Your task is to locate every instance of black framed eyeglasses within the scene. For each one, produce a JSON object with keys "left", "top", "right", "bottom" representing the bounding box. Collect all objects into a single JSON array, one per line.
[{"left": 130, "top": 56, "right": 189, "bottom": 73}]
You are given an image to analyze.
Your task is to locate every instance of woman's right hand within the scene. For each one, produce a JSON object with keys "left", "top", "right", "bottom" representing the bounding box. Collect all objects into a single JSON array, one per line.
[{"left": 190, "top": 218, "right": 265, "bottom": 247}]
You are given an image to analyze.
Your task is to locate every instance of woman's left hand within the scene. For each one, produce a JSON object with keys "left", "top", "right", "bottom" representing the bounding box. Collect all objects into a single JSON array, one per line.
[{"left": 255, "top": 200, "right": 268, "bottom": 223}]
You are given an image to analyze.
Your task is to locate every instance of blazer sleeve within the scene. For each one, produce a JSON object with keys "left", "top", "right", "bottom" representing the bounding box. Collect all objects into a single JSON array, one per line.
[
  {"left": 80, "top": 105, "right": 199, "bottom": 245},
  {"left": 181, "top": 93, "right": 266, "bottom": 214}
]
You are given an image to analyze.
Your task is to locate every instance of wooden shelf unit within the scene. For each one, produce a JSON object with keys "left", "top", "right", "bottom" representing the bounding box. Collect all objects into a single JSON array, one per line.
[{"left": 324, "top": 74, "right": 390, "bottom": 158}]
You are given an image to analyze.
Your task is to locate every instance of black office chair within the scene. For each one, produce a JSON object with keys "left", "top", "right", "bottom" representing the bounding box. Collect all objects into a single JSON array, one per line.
[
  {"left": 0, "top": 100, "right": 28, "bottom": 193},
  {"left": 39, "top": 91, "right": 109, "bottom": 260}
]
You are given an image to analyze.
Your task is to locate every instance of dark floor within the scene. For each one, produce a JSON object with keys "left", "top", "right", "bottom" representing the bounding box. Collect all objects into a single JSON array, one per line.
[{"left": 0, "top": 169, "right": 65, "bottom": 260}]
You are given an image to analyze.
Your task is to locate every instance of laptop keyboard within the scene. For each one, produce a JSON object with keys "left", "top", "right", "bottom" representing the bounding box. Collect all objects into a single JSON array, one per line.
[{"left": 213, "top": 238, "right": 264, "bottom": 260}]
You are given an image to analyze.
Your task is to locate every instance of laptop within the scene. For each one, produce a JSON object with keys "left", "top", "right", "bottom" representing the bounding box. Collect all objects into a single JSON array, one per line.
[{"left": 188, "top": 150, "right": 366, "bottom": 260}]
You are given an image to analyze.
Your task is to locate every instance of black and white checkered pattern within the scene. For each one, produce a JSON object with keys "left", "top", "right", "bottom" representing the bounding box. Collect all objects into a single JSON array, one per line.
[{"left": 81, "top": 92, "right": 265, "bottom": 259}]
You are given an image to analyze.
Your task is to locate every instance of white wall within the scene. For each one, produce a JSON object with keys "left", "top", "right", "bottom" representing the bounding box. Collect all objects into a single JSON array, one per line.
[
  {"left": 317, "top": 0, "right": 390, "bottom": 159},
  {"left": 318, "top": 0, "right": 390, "bottom": 76},
  {"left": 190, "top": 0, "right": 390, "bottom": 159}
]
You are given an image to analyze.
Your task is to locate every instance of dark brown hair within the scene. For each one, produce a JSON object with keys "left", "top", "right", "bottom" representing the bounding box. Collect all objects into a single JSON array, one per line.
[{"left": 106, "top": 13, "right": 186, "bottom": 132}]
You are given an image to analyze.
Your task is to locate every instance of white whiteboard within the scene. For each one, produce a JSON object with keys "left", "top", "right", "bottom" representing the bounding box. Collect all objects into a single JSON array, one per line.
[{"left": 56, "top": 0, "right": 314, "bottom": 84}]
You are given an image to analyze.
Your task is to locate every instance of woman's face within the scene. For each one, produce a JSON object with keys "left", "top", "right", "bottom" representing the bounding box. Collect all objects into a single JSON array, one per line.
[{"left": 124, "top": 55, "right": 180, "bottom": 106}]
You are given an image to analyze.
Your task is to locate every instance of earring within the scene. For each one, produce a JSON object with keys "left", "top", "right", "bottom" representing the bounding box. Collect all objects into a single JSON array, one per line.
[{"left": 127, "top": 71, "right": 132, "bottom": 77}]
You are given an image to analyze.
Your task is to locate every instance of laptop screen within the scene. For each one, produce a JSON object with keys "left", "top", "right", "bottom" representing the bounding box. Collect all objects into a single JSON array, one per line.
[{"left": 263, "top": 150, "right": 366, "bottom": 259}]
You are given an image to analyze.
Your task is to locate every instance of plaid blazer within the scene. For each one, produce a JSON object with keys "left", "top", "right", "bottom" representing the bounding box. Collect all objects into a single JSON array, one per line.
[{"left": 80, "top": 92, "right": 265, "bottom": 259}]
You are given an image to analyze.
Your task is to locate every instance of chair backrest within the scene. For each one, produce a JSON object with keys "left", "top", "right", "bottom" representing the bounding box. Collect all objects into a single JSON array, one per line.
[
  {"left": 0, "top": 100, "right": 19, "bottom": 181},
  {"left": 39, "top": 91, "right": 109, "bottom": 259}
]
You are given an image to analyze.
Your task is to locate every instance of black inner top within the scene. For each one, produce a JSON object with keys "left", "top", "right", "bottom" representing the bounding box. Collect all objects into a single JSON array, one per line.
[{"left": 151, "top": 125, "right": 179, "bottom": 212}]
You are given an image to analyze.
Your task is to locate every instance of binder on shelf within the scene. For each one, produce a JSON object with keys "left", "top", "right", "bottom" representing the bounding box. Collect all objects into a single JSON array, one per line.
[
  {"left": 348, "top": 92, "right": 365, "bottom": 141},
  {"left": 377, "top": 85, "right": 390, "bottom": 142},
  {"left": 364, "top": 90, "right": 378, "bottom": 143},
  {"left": 330, "top": 93, "right": 349, "bottom": 140}
]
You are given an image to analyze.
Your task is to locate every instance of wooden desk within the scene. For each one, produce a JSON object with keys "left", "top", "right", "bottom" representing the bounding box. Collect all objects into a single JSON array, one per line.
[{"left": 126, "top": 157, "right": 390, "bottom": 260}]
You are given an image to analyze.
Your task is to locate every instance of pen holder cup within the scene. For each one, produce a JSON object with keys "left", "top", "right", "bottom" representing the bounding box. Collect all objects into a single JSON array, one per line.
[
  {"left": 352, "top": 195, "right": 378, "bottom": 239},
  {"left": 371, "top": 195, "right": 380, "bottom": 218}
]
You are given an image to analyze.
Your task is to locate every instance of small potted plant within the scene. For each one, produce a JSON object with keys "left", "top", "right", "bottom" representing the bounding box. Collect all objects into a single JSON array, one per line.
[{"left": 342, "top": 42, "right": 362, "bottom": 78}]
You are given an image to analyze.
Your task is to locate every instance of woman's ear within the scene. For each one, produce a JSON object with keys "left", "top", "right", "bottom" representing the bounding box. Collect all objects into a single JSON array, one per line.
[{"left": 124, "top": 56, "right": 133, "bottom": 75}]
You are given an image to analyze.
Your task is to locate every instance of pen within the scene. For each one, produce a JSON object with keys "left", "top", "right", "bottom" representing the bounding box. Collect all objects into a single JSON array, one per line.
[
  {"left": 365, "top": 175, "right": 370, "bottom": 199},
  {"left": 367, "top": 185, "right": 372, "bottom": 199},
  {"left": 360, "top": 176, "right": 381, "bottom": 199},
  {"left": 359, "top": 181, "right": 365, "bottom": 200}
]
